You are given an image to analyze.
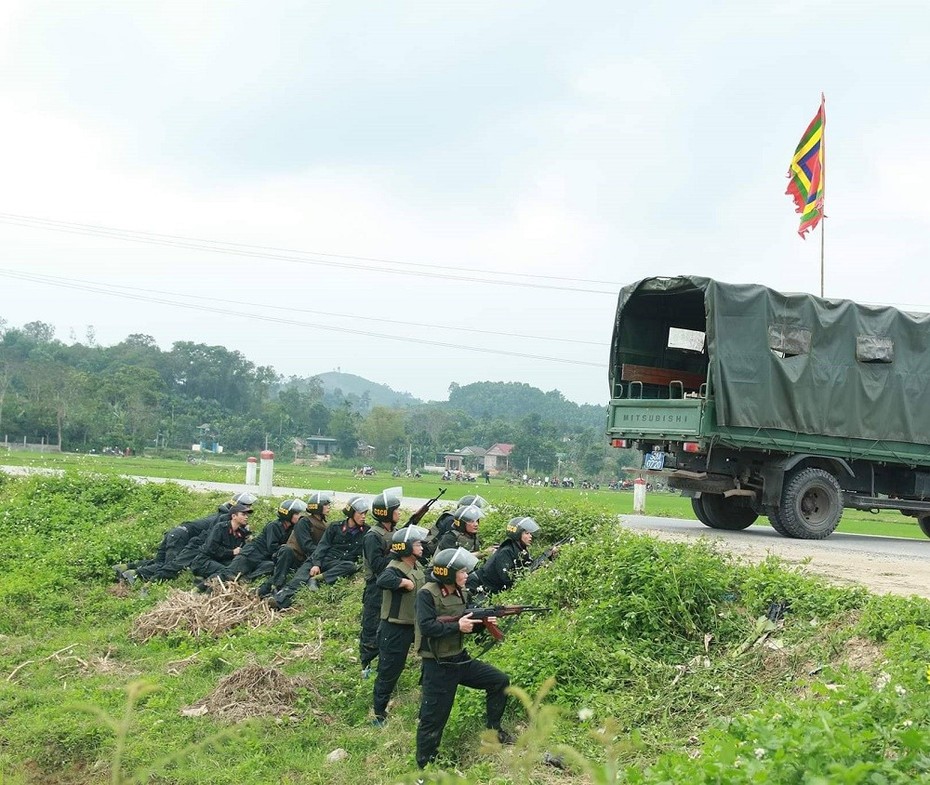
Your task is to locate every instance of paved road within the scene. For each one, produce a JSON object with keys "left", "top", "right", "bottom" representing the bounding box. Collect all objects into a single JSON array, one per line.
[{"left": 621, "top": 514, "right": 930, "bottom": 559}]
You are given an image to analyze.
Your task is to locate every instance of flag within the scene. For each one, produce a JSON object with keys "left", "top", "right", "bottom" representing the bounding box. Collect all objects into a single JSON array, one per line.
[{"left": 785, "top": 95, "right": 825, "bottom": 238}]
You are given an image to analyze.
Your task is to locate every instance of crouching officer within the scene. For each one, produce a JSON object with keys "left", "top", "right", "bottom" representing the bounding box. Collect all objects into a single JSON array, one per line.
[
  {"left": 371, "top": 524, "right": 429, "bottom": 725},
  {"left": 469, "top": 516, "right": 539, "bottom": 595},
  {"left": 219, "top": 499, "right": 306, "bottom": 582},
  {"left": 415, "top": 547, "right": 512, "bottom": 769}
]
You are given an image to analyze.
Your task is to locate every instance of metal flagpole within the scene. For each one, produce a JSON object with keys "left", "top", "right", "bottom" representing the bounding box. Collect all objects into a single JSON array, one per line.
[{"left": 820, "top": 93, "right": 826, "bottom": 297}]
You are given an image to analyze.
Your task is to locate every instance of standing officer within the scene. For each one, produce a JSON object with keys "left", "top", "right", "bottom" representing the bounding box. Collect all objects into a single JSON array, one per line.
[
  {"left": 415, "top": 547, "right": 513, "bottom": 769},
  {"left": 371, "top": 524, "right": 429, "bottom": 725},
  {"left": 360, "top": 489, "right": 403, "bottom": 677}
]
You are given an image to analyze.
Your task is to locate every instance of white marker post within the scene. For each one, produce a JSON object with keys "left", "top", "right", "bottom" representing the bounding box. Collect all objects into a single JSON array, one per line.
[
  {"left": 633, "top": 477, "right": 647, "bottom": 514},
  {"left": 245, "top": 456, "right": 257, "bottom": 485},
  {"left": 258, "top": 450, "right": 274, "bottom": 496}
]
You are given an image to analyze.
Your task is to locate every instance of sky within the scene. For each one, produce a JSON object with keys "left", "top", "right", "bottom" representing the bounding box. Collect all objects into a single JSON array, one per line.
[{"left": 2, "top": 1, "right": 929, "bottom": 406}]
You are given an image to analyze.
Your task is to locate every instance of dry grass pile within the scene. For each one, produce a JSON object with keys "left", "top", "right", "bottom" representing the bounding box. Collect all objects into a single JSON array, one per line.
[
  {"left": 181, "top": 664, "right": 318, "bottom": 722},
  {"left": 130, "top": 579, "right": 276, "bottom": 641}
]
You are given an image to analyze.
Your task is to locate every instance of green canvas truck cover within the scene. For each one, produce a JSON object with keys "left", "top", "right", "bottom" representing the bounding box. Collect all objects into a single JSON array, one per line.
[{"left": 610, "top": 276, "right": 930, "bottom": 445}]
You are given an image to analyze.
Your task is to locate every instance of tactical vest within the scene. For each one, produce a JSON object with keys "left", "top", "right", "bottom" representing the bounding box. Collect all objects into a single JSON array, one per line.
[
  {"left": 363, "top": 524, "right": 393, "bottom": 580},
  {"left": 418, "top": 582, "right": 466, "bottom": 660},
  {"left": 380, "top": 559, "right": 425, "bottom": 624}
]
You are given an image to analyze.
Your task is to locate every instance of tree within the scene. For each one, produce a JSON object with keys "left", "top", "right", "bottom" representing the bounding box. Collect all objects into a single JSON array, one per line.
[
  {"left": 329, "top": 401, "right": 360, "bottom": 459},
  {"left": 359, "top": 407, "right": 405, "bottom": 462}
]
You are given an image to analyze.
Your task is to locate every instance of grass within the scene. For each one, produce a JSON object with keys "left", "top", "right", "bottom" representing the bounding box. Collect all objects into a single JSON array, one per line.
[
  {"left": 0, "top": 473, "right": 929, "bottom": 783},
  {"left": 2, "top": 449, "right": 928, "bottom": 540}
]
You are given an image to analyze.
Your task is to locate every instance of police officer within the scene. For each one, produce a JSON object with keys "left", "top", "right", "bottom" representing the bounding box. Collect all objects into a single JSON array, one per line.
[
  {"left": 218, "top": 499, "right": 306, "bottom": 582},
  {"left": 415, "top": 547, "right": 512, "bottom": 769},
  {"left": 119, "top": 492, "right": 257, "bottom": 584},
  {"left": 189, "top": 504, "right": 254, "bottom": 578},
  {"left": 434, "top": 504, "right": 495, "bottom": 557},
  {"left": 470, "top": 516, "right": 539, "bottom": 596},
  {"left": 371, "top": 524, "right": 429, "bottom": 725},
  {"left": 257, "top": 491, "right": 332, "bottom": 598},
  {"left": 360, "top": 489, "right": 403, "bottom": 676},
  {"left": 268, "top": 496, "right": 370, "bottom": 609},
  {"left": 424, "top": 494, "right": 488, "bottom": 559}
]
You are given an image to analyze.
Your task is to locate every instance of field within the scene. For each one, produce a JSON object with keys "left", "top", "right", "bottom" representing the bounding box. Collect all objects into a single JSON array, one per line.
[
  {"left": 1, "top": 450, "right": 927, "bottom": 540},
  {"left": 1, "top": 466, "right": 930, "bottom": 784}
]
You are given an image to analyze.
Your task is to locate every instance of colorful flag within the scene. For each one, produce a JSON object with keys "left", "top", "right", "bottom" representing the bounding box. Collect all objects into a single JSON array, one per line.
[{"left": 785, "top": 95, "right": 825, "bottom": 238}]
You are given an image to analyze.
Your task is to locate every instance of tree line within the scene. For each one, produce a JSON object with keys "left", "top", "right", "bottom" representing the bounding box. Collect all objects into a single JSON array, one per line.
[{"left": 0, "top": 320, "right": 625, "bottom": 477}]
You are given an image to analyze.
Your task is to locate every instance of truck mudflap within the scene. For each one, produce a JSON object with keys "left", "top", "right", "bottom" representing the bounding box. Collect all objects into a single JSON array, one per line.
[{"left": 606, "top": 398, "right": 704, "bottom": 439}]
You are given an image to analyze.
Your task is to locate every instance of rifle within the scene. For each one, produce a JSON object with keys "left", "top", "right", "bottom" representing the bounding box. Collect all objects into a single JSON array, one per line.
[
  {"left": 530, "top": 535, "right": 573, "bottom": 571},
  {"left": 408, "top": 487, "right": 448, "bottom": 526},
  {"left": 436, "top": 605, "right": 550, "bottom": 641}
]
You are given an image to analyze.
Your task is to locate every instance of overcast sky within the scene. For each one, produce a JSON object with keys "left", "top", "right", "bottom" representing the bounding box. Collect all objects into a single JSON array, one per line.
[{"left": 2, "top": 1, "right": 929, "bottom": 406}]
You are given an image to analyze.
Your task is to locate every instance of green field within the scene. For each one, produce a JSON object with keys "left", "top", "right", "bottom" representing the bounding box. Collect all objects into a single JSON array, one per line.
[
  {"left": 2, "top": 450, "right": 927, "bottom": 540},
  {"left": 1, "top": 471, "right": 929, "bottom": 784}
]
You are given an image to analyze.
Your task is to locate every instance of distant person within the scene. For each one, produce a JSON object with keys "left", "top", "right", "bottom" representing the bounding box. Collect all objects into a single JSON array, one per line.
[{"left": 483, "top": 470, "right": 491, "bottom": 484}]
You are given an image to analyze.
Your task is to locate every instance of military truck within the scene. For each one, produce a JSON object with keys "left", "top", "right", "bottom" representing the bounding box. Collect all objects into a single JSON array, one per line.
[{"left": 606, "top": 276, "right": 930, "bottom": 540}]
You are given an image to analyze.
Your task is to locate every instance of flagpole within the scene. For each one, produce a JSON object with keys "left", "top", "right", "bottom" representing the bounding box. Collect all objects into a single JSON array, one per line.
[
  {"left": 820, "top": 221, "right": 825, "bottom": 297},
  {"left": 820, "top": 92, "right": 826, "bottom": 298}
]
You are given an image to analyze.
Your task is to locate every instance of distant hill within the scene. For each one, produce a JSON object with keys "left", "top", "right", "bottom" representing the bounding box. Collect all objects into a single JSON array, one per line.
[{"left": 313, "top": 371, "right": 422, "bottom": 411}]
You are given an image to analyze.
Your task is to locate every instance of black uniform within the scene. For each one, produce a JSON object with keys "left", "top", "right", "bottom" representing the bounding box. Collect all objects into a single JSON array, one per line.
[
  {"left": 270, "top": 518, "right": 369, "bottom": 608},
  {"left": 190, "top": 520, "right": 251, "bottom": 578},
  {"left": 471, "top": 539, "right": 531, "bottom": 595},
  {"left": 435, "top": 528, "right": 482, "bottom": 554},
  {"left": 219, "top": 519, "right": 290, "bottom": 581},
  {"left": 360, "top": 523, "right": 395, "bottom": 670},
  {"left": 135, "top": 505, "right": 231, "bottom": 582},
  {"left": 372, "top": 557, "right": 424, "bottom": 721},
  {"left": 415, "top": 579, "right": 509, "bottom": 768},
  {"left": 259, "top": 512, "right": 327, "bottom": 597}
]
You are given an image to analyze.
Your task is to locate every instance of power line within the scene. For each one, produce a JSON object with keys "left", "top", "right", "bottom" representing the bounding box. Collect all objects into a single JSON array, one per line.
[
  {"left": 0, "top": 212, "right": 619, "bottom": 295},
  {"left": 0, "top": 269, "right": 605, "bottom": 368},
  {"left": 0, "top": 268, "right": 606, "bottom": 347}
]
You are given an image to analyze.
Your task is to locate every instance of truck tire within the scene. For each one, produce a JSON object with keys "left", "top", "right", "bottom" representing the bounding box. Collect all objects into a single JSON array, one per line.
[
  {"left": 917, "top": 515, "right": 930, "bottom": 539},
  {"left": 765, "top": 506, "right": 794, "bottom": 537},
  {"left": 698, "top": 493, "right": 758, "bottom": 530},
  {"left": 691, "top": 496, "right": 713, "bottom": 527},
  {"left": 779, "top": 467, "right": 842, "bottom": 539}
]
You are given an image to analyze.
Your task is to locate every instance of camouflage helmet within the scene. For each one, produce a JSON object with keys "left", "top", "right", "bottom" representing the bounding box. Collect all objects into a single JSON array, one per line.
[
  {"left": 452, "top": 504, "right": 485, "bottom": 531},
  {"left": 231, "top": 491, "right": 257, "bottom": 507},
  {"left": 277, "top": 498, "right": 307, "bottom": 521},
  {"left": 343, "top": 495, "right": 371, "bottom": 517},
  {"left": 505, "top": 516, "right": 540, "bottom": 542},
  {"left": 372, "top": 490, "right": 402, "bottom": 524},
  {"left": 306, "top": 491, "right": 334, "bottom": 516},
  {"left": 391, "top": 525, "right": 430, "bottom": 558},
  {"left": 431, "top": 547, "right": 479, "bottom": 584},
  {"left": 457, "top": 494, "right": 487, "bottom": 509}
]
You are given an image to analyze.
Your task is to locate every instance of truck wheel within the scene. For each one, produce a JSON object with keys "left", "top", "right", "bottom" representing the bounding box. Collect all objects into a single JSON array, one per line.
[
  {"left": 779, "top": 467, "right": 842, "bottom": 539},
  {"left": 691, "top": 496, "right": 714, "bottom": 527},
  {"left": 698, "top": 493, "right": 758, "bottom": 530},
  {"left": 765, "top": 507, "right": 794, "bottom": 538},
  {"left": 917, "top": 515, "right": 930, "bottom": 539}
]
